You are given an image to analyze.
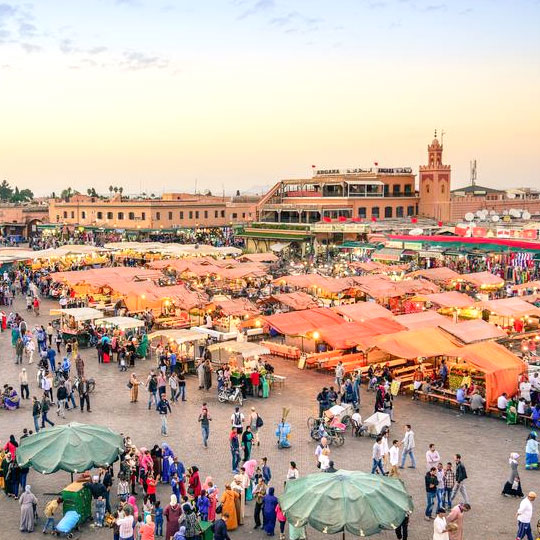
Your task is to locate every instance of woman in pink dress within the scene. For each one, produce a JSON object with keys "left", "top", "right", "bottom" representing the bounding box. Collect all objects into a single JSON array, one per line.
[{"left": 203, "top": 476, "right": 219, "bottom": 521}]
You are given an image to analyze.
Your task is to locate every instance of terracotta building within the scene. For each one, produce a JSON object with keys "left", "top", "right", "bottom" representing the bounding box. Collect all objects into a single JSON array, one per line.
[
  {"left": 0, "top": 204, "right": 49, "bottom": 238},
  {"left": 48, "top": 193, "right": 258, "bottom": 230}
]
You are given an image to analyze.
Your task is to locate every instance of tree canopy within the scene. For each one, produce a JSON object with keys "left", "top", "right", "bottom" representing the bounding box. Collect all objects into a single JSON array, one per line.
[{"left": 0, "top": 180, "right": 34, "bottom": 202}]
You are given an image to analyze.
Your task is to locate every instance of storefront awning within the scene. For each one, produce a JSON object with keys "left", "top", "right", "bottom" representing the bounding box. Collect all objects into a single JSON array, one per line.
[{"left": 372, "top": 248, "right": 403, "bottom": 262}]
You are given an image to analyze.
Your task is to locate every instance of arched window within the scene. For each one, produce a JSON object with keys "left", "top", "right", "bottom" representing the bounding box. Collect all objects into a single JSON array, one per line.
[
  {"left": 384, "top": 206, "right": 393, "bottom": 218},
  {"left": 441, "top": 184, "right": 445, "bottom": 194},
  {"left": 372, "top": 207, "right": 380, "bottom": 218},
  {"left": 396, "top": 206, "right": 404, "bottom": 218},
  {"left": 426, "top": 184, "right": 430, "bottom": 194},
  {"left": 358, "top": 207, "right": 367, "bottom": 218}
]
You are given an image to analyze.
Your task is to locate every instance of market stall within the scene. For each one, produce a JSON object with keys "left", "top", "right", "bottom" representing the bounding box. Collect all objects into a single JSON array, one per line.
[
  {"left": 477, "top": 297, "right": 540, "bottom": 332},
  {"left": 147, "top": 329, "right": 209, "bottom": 371},
  {"left": 51, "top": 307, "right": 104, "bottom": 346}
]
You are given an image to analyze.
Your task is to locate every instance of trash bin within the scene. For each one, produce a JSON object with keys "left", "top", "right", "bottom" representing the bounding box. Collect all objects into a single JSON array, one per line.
[
  {"left": 199, "top": 520, "right": 214, "bottom": 540},
  {"left": 61, "top": 482, "right": 92, "bottom": 523}
]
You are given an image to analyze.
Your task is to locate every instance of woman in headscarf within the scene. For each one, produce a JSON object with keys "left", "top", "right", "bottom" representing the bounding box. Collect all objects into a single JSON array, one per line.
[
  {"left": 127, "top": 495, "right": 139, "bottom": 521},
  {"left": 203, "top": 477, "right": 218, "bottom": 522},
  {"left": 219, "top": 484, "right": 239, "bottom": 531},
  {"left": 172, "top": 525, "right": 187, "bottom": 540},
  {"left": 161, "top": 444, "right": 174, "bottom": 483},
  {"left": 262, "top": 487, "right": 278, "bottom": 536},
  {"left": 525, "top": 432, "right": 539, "bottom": 470},
  {"left": 241, "top": 426, "right": 254, "bottom": 462},
  {"left": 183, "top": 505, "right": 202, "bottom": 539},
  {"left": 4, "top": 435, "right": 18, "bottom": 459},
  {"left": 164, "top": 494, "right": 183, "bottom": 540},
  {"left": 502, "top": 453, "right": 524, "bottom": 498},
  {"left": 150, "top": 444, "right": 162, "bottom": 477},
  {"left": 231, "top": 475, "right": 245, "bottom": 525},
  {"left": 506, "top": 396, "right": 518, "bottom": 425},
  {"left": 188, "top": 466, "right": 201, "bottom": 498},
  {"left": 19, "top": 485, "right": 38, "bottom": 532}
]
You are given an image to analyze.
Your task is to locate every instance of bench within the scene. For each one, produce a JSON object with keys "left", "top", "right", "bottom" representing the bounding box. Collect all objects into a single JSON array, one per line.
[{"left": 271, "top": 374, "right": 286, "bottom": 388}]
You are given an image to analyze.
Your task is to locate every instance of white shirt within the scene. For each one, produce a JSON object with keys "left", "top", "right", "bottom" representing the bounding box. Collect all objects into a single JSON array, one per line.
[
  {"left": 518, "top": 401, "right": 526, "bottom": 415},
  {"left": 351, "top": 412, "right": 362, "bottom": 425},
  {"left": 497, "top": 395, "right": 508, "bottom": 410},
  {"left": 531, "top": 376, "right": 540, "bottom": 391},
  {"left": 372, "top": 442, "right": 383, "bottom": 460},
  {"left": 433, "top": 516, "right": 449, "bottom": 540},
  {"left": 426, "top": 449, "right": 441, "bottom": 468},
  {"left": 518, "top": 497, "right": 533, "bottom": 524},
  {"left": 520, "top": 382, "right": 532, "bottom": 401},
  {"left": 402, "top": 430, "right": 415, "bottom": 451},
  {"left": 231, "top": 411, "right": 245, "bottom": 427},
  {"left": 389, "top": 446, "right": 399, "bottom": 466},
  {"left": 286, "top": 468, "right": 299, "bottom": 480},
  {"left": 381, "top": 437, "right": 389, "bottom": 456},
  {"left": 319, "top": 454, "right": 330, "bottom": 470},
  {"left": 117, "top": 515, "right": 134, "bottom": 539}
]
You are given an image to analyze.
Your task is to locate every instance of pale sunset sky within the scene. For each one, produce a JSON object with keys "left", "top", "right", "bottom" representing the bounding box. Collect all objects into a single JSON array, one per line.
[{"left": 0, "top": 0, "right": 539, "bottom": 195}]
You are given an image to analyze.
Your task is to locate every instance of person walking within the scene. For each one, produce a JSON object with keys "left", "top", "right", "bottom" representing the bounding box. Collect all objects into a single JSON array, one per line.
[
  {"left": 230, "top": 429, "right": 241, "bottom": 473},
  {"left": 371, "top": 436, "right": 386, "bottom": 475},
  {"left": 15, "top": 335, "right": 24, "bottom": 365},
  {"left": 19, "top": 368, "right": 29, "bottom": 400},
  {"left": 78, "top": 376, "right": 91, "bottom": 413},
  {"left": 42, "top": 496, "right": 63, "bottom": 534},
  {"left": 516, "top": 492, "right": 536, "bottom": 540},
  {"left": 129, "top": 373, "right": 140, "bottom": 403},
  {"left": 157, "top": 395, "right": 172, "bottom": 436},
  {"left": 241, "top": 426, "right": 254, "bottom": 462},
  {"left": 40, "top": 394, "right": 54, "bottom": 428},
  {"left": 503, "top": 453, "right": 524, "bottom": 498},
  {"left": 75, "top": 354, "right": 85, "bottom": 379},
  {"left": 424, "top": 467, "right": 438, "bottom": 521},
  {"left": 56, "top": 382, "right": 67, "bottom": 418},
  {"left": 451, "top": 454, "right": 470, "bottom": 505},
  {"left": 399, "top": 425, "right": 416, "bottom": 469},
  {"left": 446, "top": 502, "right": 471, "bottom": 540},
  {"left": 19, "top": 485, "right": 38, "bottom": 532},
  {"left": 335, "top": 361, "right": 344, "bottom": 389},
  {"left": 198, "top": 403, "right": 211, "bottom": 448},
  {"left": 46, "top": 323, "right": 54, "bottom": 346},
  {"left": 389, "top": 440, "right": 400, "bottom": 478},
  {"left": 214, "top": 512, "right": 231, "bottom": 540},
  {"left": 253, "top": 477, "right": 267, "bottom": 530},
  {"left": 147, "top": 372, "right": 158, "bottom": 410},
  {"left": 231, "top": 407, "right": 245, "bottom": 434},
  {"left": 249, "top": 407, "right": 262, "bottom": 446},
  {"left": 32, "top": 396, "right": 41, "bottom": 433}
]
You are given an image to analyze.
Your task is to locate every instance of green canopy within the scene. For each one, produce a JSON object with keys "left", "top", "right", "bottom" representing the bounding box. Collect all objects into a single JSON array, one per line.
[
  {"left": 279, "top": 470, "right": 413, "bottom": 537},
  {"left": 17, "top": 423, "right": 124, "bottom": 474}
]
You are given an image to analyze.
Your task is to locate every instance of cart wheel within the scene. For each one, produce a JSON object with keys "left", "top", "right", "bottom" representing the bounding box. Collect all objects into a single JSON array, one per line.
[
  {"left": 307, "top": 416, "right": 316, "bottom": 430},
  {"left": 341, "top": 415, "right": 351, "bottom": 427},
  {"left": 67, "top": 533, "right": 73, "bottom": 539},
  {"left": 334, "top": 433, "right": 345, "bottom": 447},
  {"left": 310, "top": 427, "right": 321, "bottom": 441}
]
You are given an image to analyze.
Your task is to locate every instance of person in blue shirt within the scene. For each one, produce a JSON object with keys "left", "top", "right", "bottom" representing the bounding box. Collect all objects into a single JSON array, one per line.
[
  {"left": 47, "top": 346, "right": 56, "bottom": 374},
  {"left": 261, "top": 457, "right": 272, "bottom": 484},
  {"left": 154, "top": 500, "right": 164, "bottom": 536},
  {"left": 456, "top": 386, "right": 467, "bottom": 413}
]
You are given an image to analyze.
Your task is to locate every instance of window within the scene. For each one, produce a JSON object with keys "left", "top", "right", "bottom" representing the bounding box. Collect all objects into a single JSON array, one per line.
[
  {"left": 214, "top": 211, "right": 218, "bottom": 218},
  {"left": 242, "top": 213, "right": 246, "bottom": 218},
  {"left": 441, "top": 184, "right": 445, "bottom": 194},
  {"left": 358, "top": 207, "right": 367, "bottom": 218},
  {"left": 107, "top": 212, "right": 113, "bottom": 219},
  {"left": 384, "top": 185, "right": 389, "bottom": 196},
  {"left": 141, "top": 212, "right": 146, "bottom": 220},
  {"left": 63, "top": 211, "right": 67, "bottom": 218},
  {"left": 384, "top": 206, "right": 393, "bottom": 218},
  {"left": 404, "top": 184, "right": 412, "bottom": 194},
  {"left": 128, "top": 212, "right": 135, "bottom": 220},
  {"left": 189, "top": 211, "right": 193, "bottom": 219},
  {"left": 407, "top": 206, "right": 414, "bottom": 216},
  {"left": 180, "top": 212, "right": 184, "bottom": 220},
  {"left": 168, "top": 211, "right": 173, "bottom": 220},
  {"left": 392, "top": 184, "right": 400, "bottom": 195},
  {"left": 195, "top": 211, "right": 199, "bottom": 219},
  {"left": 97, "top": 211, "right": 103, "bottom": 219},
  {"left": 426, "top": 184, "right": 430, "bottom": 194},
  {"left": 221, "top": 210, "right": 225, "bottom": 218},
  {"left": 118, "top": 212, "right": 124, "bottom": 220},
  {"left": 81, "top": 211, "right": 86, "bottom": 219},
  {"left": 396, "top": 206, "right": 404, "bottom": 218},
  {"left": 204, "top": 211, "right": 208, "bottom": 219},
  {"left": 372, "top": 207, "right": 380, "bottom": 218},
  {"left": 232, "top": 213, "right": 238, "bottom": 219},
  {"left": 156, "top": 212, "right": 160, "bottom": 220},
  {"left": 71, "top": 211, "right": 75, "bottom": 218},
  {"left": 56, "top": 215, "right": 60, "bottom": 221}
]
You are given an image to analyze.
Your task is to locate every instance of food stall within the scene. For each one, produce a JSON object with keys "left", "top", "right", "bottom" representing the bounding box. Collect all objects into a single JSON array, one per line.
[
  {"left": 51, "top": 307, "right": 104, "bottom": 346},
  {"left": 147, "top": 329, "right": 208, "bottom": 372},
  {"left": 208, "top": 341, "right": 271, "bottom": 366}
]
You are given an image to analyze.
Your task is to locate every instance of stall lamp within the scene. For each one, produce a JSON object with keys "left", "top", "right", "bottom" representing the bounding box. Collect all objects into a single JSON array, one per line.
[
  {"left": 312, "top": 331, "right": 320, "bottom": 340},
  {"left": 255, "top": 320, "right": 262, "bottom": 328}
]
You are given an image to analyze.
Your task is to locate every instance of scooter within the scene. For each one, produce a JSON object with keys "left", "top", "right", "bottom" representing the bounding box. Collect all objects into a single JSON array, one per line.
[{"left": 217, "top": 385, "right": 243, "bottom": 406}]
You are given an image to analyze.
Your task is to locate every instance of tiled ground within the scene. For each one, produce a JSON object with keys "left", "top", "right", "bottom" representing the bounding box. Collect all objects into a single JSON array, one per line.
[{"left": 0, "top": 295, "right": 531, "bottom": 539}]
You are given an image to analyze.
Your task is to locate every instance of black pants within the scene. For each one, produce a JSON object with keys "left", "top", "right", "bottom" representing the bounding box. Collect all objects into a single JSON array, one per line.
[
  {"left": 80, "top": 394, "right": 91, "bottom": 411},
  {"left": 254, "top": 502, "right": 263, "bottom": 528},
  {"left": 20, "top": 384, "right": 29, "bottom": 399},
  {"left": 395, "top": 516, "right": 408, "bottom": 540}
]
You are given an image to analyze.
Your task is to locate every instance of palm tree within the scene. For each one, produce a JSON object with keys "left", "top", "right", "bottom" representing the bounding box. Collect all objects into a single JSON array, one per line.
[
  {"left": 113, "top": 187, "right": 119, "bottom": 194},
  {"left": 119, "top": 187, "right": 124, "bottom": 199},
  {"left": 87, "top": 188, "right": 92, "bottom": 196},
  {"left": 109, "top": 185, "right": 113, "bottom": 198}
]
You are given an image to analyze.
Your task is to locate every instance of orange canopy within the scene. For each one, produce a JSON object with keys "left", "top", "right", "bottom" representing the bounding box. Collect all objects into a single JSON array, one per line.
[
  {"left": 263, "top": 307, "right": 344, "bottom": 336},
  {"left": 350, "top": 261, "right": 408, "bottom": 274},
  {"left": 477, "top": 297, "right": 540, "bottom": 318},
  {"left": 213, "top": 298, "right": 260, "bottom": 317},
  {"left": 332, "top": 302, "right": 394, "bottom": 322},
  {"left": 369, "top": 327, "right": 460, "bottom": 359},
  {"left": 267, "top": 292, "right": 319, "bottom": 311},
  {"left": 439, "top": 319, "right": 506, "bottom": 344},
  {"left": 272, "top": 274, "right": 353, "bottom": 294},
  {"left": 460, "top": 271, "right": 504, "bottom": 288},
  {"left": 513, "top": 280, "right": 540, "bottom": 291},
  {"left": 423, "top": 291, "right": 476, "bottom": 309},
  {"left": 237, "top": 253, "right": 278, "bottom": 263},
  {"left": 394, "top": 311, "right": 449, "bottom": 330},
  {"left": 318, "top": 317, "right": 406, "bottom": 350},
  {"left": 412, "top": 267, "right": 461, "bottom": 282},
  {"left": 349, "top": 275, "right": 439, "bottom": 299},
  {"left": 445, "top": 342, "right": 526, "bottom": 405}
]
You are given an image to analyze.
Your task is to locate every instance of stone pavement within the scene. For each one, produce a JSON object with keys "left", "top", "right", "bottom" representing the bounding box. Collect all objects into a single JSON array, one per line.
[{"left": 0, "top": 296, "right": 531, "bottom": 539}]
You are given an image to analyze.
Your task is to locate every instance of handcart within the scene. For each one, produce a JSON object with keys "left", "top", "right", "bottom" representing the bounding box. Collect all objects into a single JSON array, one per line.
[{"left": 363, "top": 412, "right": 391, "bottom": 438}]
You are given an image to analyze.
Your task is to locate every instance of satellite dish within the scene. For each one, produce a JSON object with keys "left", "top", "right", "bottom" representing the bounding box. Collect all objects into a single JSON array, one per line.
[
  {"left": 492, "top": 215, "right": 500, "bottom": 222},
  {"left": 503, "top": 210, "right": 509, "bottom": 216},
  {"left": 409, "top": 228, "right": 424, "bottom": 236},
  {"left": 475, "top": 210, "right": 483, "bottom": 218},
  {"left": 523, "top": 211, "right": 531, "bottom": 220},
  {"left": 465, "top": 213, "right": 474, "bottom": 222},
  {"left": 489, "top": 210, "right": 496, "bottom": 215}
]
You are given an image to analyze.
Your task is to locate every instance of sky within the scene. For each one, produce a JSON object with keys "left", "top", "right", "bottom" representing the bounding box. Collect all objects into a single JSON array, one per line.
[{"left": 0, "top": 0, "right": 539, "bottom": 196}]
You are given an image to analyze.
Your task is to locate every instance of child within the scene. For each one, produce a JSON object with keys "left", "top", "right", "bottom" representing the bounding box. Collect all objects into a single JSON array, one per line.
[
  {"left": 170, "top": 473, "right": 180, "bottom": 502},
  {"left": 112, "top": 511, "right": 120, "bottom": 540},
  {"left": 154, "top": 500, "right": 163, "bottom": 537},
  {"left": 143, "top": 495, "right": 154, "bottom": 523},
  {"left": 262, "top": 457, "right": 272, "bottom": 485},
  {"left": 118, "top": 474, "right": 130, "bottom": 502},
  {"left": 276, "top": 503, "right": 286, "bottom": 540},
  {"left": 196, "top": 490, "right": 210, "bottom": 521},
  {"left": 135, "top": 514, "right": 144, "bottom": 540},
  {"left": 95, "top": 495, "right": 106, "bottom": 527}
]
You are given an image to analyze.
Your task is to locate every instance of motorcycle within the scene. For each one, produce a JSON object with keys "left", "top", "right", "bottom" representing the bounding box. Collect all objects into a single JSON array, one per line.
[{"left": 217, "top": 385, "right": 243, "bottom": 406}]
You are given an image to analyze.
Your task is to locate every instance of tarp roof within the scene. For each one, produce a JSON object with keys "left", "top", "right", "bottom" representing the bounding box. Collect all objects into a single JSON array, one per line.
[
  {"left": 423, "top": 291, "right": 476, "bottom": 309},
  {"left": 350, "top": 261, "right": 408, "bottom": 274},
  {"left": 412, "top": 267, "right": 461, "bottom": 282},
  {"left": 459, "top": 271, "right": 504, "bottom": 288},
  {"left": 147, "top": 329, "right": 208, "bottom": 343},
  {"left": 318, "top": 317, "right": 407, "bottom": 350},
  {"left": 348, "top": 275, "right": 439, "bottom": 299},
  {"left": 439, "top": 319, "right": 506, "bottom": 344},
  {"left": 272, "top": 274, "right": 353, "bottom": 294},
  {"left": 56, "top": 307, "right": 103, "bottom": 321},
  {"left": 95, "top": 316, "right": 145, "bottom": 330},
  {"left": 332, "top": 302, "right": 394, "bottom": 322},
  {"left": 264, "top": 307, "right": 344, "bottom": 336},
  {"left": 477, "top": 297, "right": 540, "bottom": 318},
  {"left": 213, "top": 298, "right": 260, "bottom": 317},
  {"left": 445, "top": 342, "right": 525, "bottom": 405},
  {"left": 237, "top": 253, "right": 278, "bottom": 263},
  {"left": 267, "top": 292, "right": 319, "bottom": 311},
  {"left": 394, "top": 311, "right": 449, "bottom": 330},
  {"left": 208, "top": 341, "right": 271, "bottom": 358},
  {"left": 513, "top": 280, "right": 540, "bottom": 291},
  {"left": 369, "top": 327, "right": 460, "bottom": 359}
]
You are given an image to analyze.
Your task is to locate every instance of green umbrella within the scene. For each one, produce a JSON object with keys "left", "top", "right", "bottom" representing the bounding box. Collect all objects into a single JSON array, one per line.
[
  {"left": 279, "top": 470, "right": 413, "bottom": 537},
  {"left": 17, "top": 423, "right": 124, "bottom": 474}
]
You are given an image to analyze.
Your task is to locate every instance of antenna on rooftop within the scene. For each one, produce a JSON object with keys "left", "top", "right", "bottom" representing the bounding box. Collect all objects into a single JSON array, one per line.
[
  {"left": 470, "top": 160, "right": 477, "bottom": 187},
  {"left": 440, "top": 129, "right": 446, "bottom": 146}
]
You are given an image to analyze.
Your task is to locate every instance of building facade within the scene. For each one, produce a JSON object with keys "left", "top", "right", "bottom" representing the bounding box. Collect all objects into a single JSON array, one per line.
[
  {"left": 0, "top": 204, "right": 49, "bottom": 238},
  {"left": 48, "top": 193, "right": 258, "bottom": 230},
  {"left": 257, "top": 167, "right": 419, "bottom": 224}
]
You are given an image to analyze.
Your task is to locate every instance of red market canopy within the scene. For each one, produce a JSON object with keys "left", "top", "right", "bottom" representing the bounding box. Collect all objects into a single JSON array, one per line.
[
  {"left": 237, "top": 253, "right": 278, "bottom": 263},
  {"left": 263, "top": 307, "right": 344, "bottom": 336},
  {"left": 369, "top": 327, "right": 460, "bottom": 359},
  {"left": 332, "top": 302, "right": 394, "bottom": 322},
  {"left": 513, "top": 281, "right": 540, "bottom": 292},
  {"left": 411, "top": 267, "right": 461, "bottom": 282},
  {"left": 423, "top": 291, "right": 476, "bottom": 309},
  {"left": 318, "top": 318, "right": 407, "bottom": 350},
  {"left": 273, "top": 274, "right": 353, "bottom": 295},
  {"left": 459, "top": 271, "right": 504, "bottom": 288},
  {"left": 439, "top": 320, "right": 507, "bottom": 344},
  {"left": 267, "top": 292, "right": 319, "bottom": 311},
  {"left": 477, "top": 298, "right": 540, "bottom": 318},
  {"left": 349, "top": 275, "right": 439, "bottom": 300},
  {"left": 445, "top": 342, "right": 526, "bottom": 405},
  {"left": 213, "top": 298, "right": 260, "bottom": 317},
  {"left": 394, "top": 311, "right": 449, "bottom": 330}
]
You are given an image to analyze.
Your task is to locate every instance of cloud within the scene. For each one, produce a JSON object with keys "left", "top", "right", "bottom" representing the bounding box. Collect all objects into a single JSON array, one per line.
[
  {"left": 0, "top": 3, "right": 17, "bottom": 19},
  {"left": 421, "top": 3, "right": 446, "bottom": 11},
  {"left": 59, "top": 38, "right": 77, "bottom": 54},
  {"left": 18, "top": 21, "right": 36, "bottom": 37},
  {"left": 88, "top": 46, "right": 108, "bottom": 54},
  {"left": 237, "top": 0, "right": 275, "bottom": 20},
  {"left": 268, "top": 10, "right": 321, "bottom": 33},
  {"left": 121, "top": 50, "right": 168, "bottom": 70},
  {"left": 20, "top": 42, "right": 40, "bottom": 52}
]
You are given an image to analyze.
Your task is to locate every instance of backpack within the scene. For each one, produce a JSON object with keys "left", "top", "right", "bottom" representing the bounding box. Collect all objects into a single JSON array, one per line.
[
  {"left": 256, "top": 415, "right": 264, "bottom": 428},
  {"left": 234, "top": 412, "right": 241, "bottom": 425}
]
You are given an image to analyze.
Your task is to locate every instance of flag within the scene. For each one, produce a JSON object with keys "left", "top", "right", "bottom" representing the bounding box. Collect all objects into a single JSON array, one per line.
[
  {"left": 323, "top": 217, "right": 331, "bottom": 223},
  {"left": 438, "top": 221, "right": 443, "bottom": 227},
  {"left": 371, "top": 217, "right": 377, "bottom": 222}
]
